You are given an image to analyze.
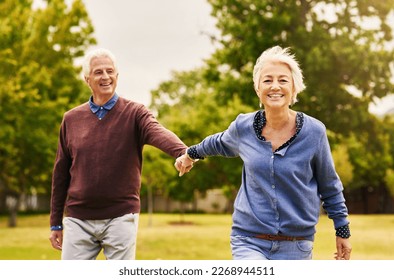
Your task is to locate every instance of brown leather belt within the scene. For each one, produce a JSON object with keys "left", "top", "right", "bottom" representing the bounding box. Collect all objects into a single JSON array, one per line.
[{"left": 255, "top": 234, "right": 305, "bottom": 241}]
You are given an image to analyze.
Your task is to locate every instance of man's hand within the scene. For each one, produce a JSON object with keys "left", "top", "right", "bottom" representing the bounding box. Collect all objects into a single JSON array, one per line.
[
  {"left": 174, "top": 153, "right": 195, "bottom": 176},
  {"left": 49, "top": 230, "right": 63, "bottom": 250}
]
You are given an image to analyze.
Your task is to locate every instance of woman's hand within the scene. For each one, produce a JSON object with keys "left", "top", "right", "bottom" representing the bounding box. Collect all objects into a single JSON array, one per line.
[{"left": 334, "top": 237, "right": 352, "bottom": 260}]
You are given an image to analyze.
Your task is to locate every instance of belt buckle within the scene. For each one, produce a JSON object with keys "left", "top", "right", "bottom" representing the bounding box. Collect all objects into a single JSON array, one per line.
[{"left": 267, "top": 234, "right": 275, "bottom": 241}]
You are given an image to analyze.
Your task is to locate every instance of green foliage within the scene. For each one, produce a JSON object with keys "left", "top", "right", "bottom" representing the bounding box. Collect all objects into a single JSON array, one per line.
[
  {"left": 148, "top": 68, "right": 254, "bottom": 204},
  {"left": 381, "top": 114, "right": 394, "bottom": 170},
  {"left": 346, "top": 131, "right": 392, "bottom": 189},
  {"left": 332, "top": 143, "right": 353, "bottom": 187},
  {"left": 207, "top": 0, "right": 394, "bottom": 132},
  {"left": 0, "top": 0, "right": 95, "bottom": 214},
  {"left": 386, "top": 169, "right": 394, "bottom": 197},
  {"left": 141, "top": 145, "right": 180, "bottom": 200}
]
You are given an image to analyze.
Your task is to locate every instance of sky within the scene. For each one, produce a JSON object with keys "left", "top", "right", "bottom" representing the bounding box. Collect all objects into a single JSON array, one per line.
[
  {"left": 82, "top": 0, "right": 219, "bottom": 107},
  {"left": 81, "top": 0, "right": 392, "bottom": 115}
]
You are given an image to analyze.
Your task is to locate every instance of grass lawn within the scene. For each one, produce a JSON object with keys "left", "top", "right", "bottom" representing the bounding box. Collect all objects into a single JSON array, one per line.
[{"left": 0, "top": 213, "right": 393, "bottom": 260}]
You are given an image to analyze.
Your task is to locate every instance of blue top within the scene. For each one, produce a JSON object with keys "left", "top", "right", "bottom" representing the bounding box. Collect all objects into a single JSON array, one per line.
[
  {"left": 89, "top": 93, "right": 119, "bottom": 120},
  {"left": 189, "top": 110, "right": 349, "bottom": 240}
]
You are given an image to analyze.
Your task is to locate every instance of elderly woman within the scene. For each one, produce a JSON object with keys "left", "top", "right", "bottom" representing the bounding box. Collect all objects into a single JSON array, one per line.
[{"left": 175, "top": 46, "right": 352, "bottom": 260}]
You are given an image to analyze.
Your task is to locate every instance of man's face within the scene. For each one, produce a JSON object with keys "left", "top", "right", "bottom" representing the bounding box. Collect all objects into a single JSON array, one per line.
[{"left": 85, "top": 56, "right": 118, "bottom": 98}]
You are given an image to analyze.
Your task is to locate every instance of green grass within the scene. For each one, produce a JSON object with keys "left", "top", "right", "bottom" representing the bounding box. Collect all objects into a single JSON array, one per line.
[
  {"left": 0, "top": 213, "right": 393, "bottom": 260},
  {"left": 315, "top": 214, "right": 394, "bottom": 260}
]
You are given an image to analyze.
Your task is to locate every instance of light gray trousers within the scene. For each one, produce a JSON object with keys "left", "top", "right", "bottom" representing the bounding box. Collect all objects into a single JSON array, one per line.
[{"left": 61, "top": 213, "right": 139, "bottom": 260}]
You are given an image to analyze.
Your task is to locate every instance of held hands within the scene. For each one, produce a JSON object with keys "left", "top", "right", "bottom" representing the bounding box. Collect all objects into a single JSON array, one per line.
[{"left": 174, "top": 152, "right": 196, "bottom": 176}]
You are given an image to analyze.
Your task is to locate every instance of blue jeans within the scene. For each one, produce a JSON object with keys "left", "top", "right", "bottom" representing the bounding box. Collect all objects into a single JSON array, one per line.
[{"left": 231, "top": 235, "right": 313, "bottom": 260}]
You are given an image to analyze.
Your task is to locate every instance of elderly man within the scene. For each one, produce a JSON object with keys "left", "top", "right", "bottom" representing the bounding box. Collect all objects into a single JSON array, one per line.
[{"left": 49, "top": 48, "right": 188, "bottom": 260}]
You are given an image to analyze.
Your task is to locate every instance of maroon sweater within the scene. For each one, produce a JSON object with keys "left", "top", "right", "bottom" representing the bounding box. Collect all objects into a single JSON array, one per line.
[{"left": 50, "top": 97, "right": 187, "bottom": 226}]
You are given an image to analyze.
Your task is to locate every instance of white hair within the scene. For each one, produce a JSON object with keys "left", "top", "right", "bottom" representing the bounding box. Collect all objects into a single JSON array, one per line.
[
  {"left": 82, "top": 48, "right": 118, "bottom": 77},
  {"left": 253, "top": 46, "right": 306, "bottom": 105}
]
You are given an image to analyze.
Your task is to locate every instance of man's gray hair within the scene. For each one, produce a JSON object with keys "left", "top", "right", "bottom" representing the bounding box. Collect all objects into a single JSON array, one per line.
[
  {"left": 82, "top": 48, "right": 118, "bottom": 77},
  {"left": 253, "top": 46, "right": 306, "bottom": 105}
]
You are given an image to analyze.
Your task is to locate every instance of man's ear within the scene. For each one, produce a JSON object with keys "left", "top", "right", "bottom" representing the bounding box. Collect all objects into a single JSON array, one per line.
[{"left": 84, "top": 76, "right": 89, "bottom": 84}]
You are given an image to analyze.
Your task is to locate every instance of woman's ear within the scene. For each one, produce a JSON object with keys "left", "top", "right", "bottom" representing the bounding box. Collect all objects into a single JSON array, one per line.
[{"left": 255, "top": 86, "right": 260, "bottom": 97}]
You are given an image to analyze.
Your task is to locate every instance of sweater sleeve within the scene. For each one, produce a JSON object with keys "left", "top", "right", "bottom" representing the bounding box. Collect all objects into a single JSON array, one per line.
[
  {"left": 193, "top": 117, "right": 240, "bottom": 158},
  {"left": 315, "top": 129, "right": 349, "bottom": 229},
  {"left": 50, "top": 117, "right": 72, "bottom": 226},
  {"left": 137, "top": 105, "right": 187, "bottom": 158}
]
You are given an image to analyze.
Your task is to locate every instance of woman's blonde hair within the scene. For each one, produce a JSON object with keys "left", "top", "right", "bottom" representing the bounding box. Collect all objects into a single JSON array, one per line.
[{"left": 253, "top": 46, "right": 306, "bottom": 105}]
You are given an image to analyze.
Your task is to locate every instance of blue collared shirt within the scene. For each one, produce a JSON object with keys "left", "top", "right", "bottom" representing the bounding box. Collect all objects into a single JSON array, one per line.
[{"left": 89, "top": 93, "right": 119, "bottom": 120}]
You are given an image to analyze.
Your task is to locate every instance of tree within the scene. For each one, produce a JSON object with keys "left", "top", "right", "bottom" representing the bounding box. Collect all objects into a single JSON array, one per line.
[
  {"left": 332, "top": 141, "right": 353, "bottom": 187},
  {"left": 0, "top": 0, "right": 95, "bottom": 226},
  {"left": 382, "top": 113, "right": 394, "bottom": 208},
  {"left": 148, "top": 68, "right": 251, "bottom": 212},
  {"left": 206, "top": 0, "right": 394, "bottom": 132}
]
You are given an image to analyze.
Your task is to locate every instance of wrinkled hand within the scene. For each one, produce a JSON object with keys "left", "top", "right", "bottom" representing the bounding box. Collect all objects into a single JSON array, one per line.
[
  {"left": 49, "top": 230, "right": 63, "bottom": 251},
  {"left": 334, "top": 237, "right": 352, "bottom": 260},
  {"left": 174, "top": 153, "right": 196, "bottom": 176}
]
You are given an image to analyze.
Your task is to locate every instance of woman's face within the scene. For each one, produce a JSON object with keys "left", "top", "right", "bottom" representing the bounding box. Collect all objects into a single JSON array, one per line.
[{"left": 256, "top": 61, "right": 295, "bottom": 109}]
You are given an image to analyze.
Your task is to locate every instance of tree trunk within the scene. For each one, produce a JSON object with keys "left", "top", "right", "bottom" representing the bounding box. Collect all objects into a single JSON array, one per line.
[
  {"left": 8, "top": 207, "right": 18, "bottom": 227},
  {"left": 362, "top": 186, "right": 370, "bottom": 214},
  {"left": 6, "top": 195, "right": 19, "bottom": 227},
  {"left": 147, "top": 185, "right": 153, "bottom": 227}
]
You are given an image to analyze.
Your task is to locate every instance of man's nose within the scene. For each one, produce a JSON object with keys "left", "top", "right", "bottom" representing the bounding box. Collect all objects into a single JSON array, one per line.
[{"left": 102, "top": 71, "right": 110, "bottom": 79}]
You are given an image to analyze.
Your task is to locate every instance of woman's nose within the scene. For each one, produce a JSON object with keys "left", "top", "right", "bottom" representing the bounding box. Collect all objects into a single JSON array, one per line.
[{"left": 271, "top": 82, "right": 280, "bottom": 90}]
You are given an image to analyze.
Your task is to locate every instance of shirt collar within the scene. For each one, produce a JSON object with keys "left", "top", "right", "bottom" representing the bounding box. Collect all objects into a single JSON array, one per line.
[
  {"left": 89, "top": 93, "right": 119, "bottom": 114},
  {"left": 253, "top": 110, "right": 304, "bottom": 154}
]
